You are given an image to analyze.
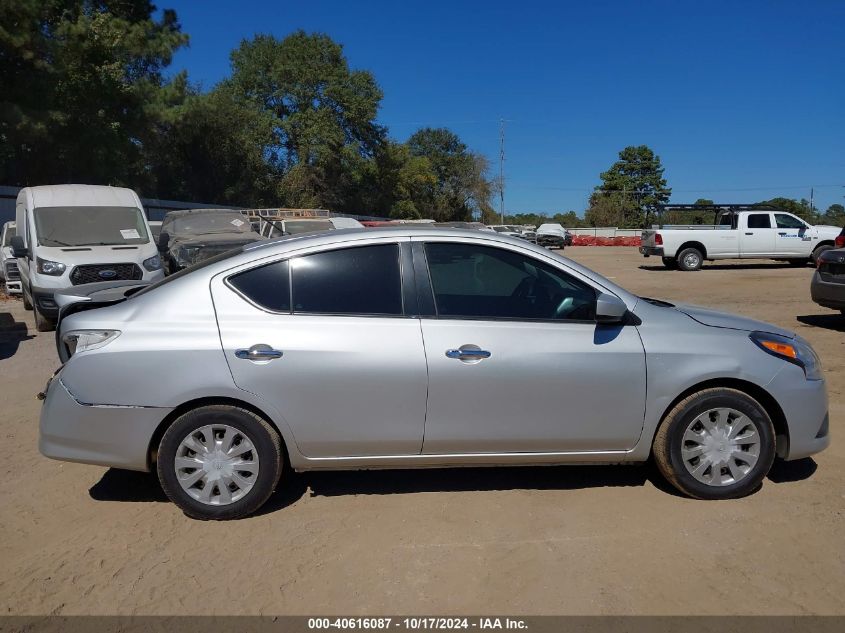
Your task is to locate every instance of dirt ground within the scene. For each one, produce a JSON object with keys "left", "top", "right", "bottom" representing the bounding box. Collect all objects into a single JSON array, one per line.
[{"left": 0, "top": 247, "right": 843, "bottom": 616}]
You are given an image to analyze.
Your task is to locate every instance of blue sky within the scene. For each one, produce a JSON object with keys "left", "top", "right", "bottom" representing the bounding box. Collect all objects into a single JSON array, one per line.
[{"left": 162, "top": 0, "right": 844, "bottom": 215}]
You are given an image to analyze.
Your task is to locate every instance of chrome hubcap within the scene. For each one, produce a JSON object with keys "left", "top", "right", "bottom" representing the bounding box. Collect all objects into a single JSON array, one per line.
[
  {"left": 681, "top": 408, "right": 760, "bottom": 486},
  {"left": 684, "top": 252, "right": 700, "bottom": 268},
  {"left": 175, "top": 424, "right": 259, "bottom": 506}
]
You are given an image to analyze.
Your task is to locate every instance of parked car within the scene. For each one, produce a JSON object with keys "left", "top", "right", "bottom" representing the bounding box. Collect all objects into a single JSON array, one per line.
[
  {"left": 159, "top": 209, "right": 262, "bottom": 274},
  {"left": 519, "top": 229, "right": 538, "bottom": 244},
  {"left": 487, "top": 225, "right": 522, "bottom": 238},
  {"left": 10, "top": 184, "right": 164, "bottom": 331},
  {"left": 641, "top": 208, "right": 842, "bottom": 271},
  {"left": 259, "top": 217, "right": 364, "bottom": 239},
  {"left": 41, "top": 228, "right": 829, "bottom": 519},
  {"left": 1, "top": 221, "right": 22, "bottom": 295},
  {"left": 536, "top": 223, "right": 568, "bottom": 249},
  {"left": 810, "top": 225, "right": 845, "bottom": 315}
]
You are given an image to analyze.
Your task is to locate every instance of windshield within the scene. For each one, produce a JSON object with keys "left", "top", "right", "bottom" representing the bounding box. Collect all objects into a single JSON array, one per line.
[
  {"left": 168, "top": 212, "right": 253, "bottom": 236},
  {"left": 34, "top": 206, "right": 149, "bottom": 247},
  {"left": 2, "top": 225, "right": 15, "bottom": 246},
  {"left": 284, "top": 220, "right": 334, "bottom": 234}
]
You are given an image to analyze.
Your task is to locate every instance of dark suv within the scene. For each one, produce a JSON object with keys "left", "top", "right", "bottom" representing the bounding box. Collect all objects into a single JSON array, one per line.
[{"left": 810, "top": 225, "right": 845, "bottom": 315}]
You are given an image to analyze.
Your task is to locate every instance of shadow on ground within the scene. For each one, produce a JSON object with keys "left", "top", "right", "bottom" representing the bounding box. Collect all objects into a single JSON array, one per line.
[
  {"left": 89, "top": 457, "right": 819, "bottom": 515},
  {"left": 0, "top": 311, "right": 34, "bottom": 360},
  {"left": 797, "top": 313, "right": 845, "bottom": 332},
  {"left": 640, "top": 262, "right": 808, "bottom": 272}
]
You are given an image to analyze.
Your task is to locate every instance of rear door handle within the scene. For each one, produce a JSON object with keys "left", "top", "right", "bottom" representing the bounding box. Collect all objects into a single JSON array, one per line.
[
  {"left": 446, "top": 348, "right": 491, "bottom": 360},
  {"left": 745, "top": 232, "right": 754, "bottom": 235},
  {"left": 235, "top": 344, "right": 283, "bottom": 361},
  {"left": 778, "top": 232, "right": 787, "bottom": 236}
]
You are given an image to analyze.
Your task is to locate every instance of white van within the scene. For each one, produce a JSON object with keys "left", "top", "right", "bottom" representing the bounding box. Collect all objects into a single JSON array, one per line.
[{"left": 11, "top": 184, "right": 164, "bottom": 331}]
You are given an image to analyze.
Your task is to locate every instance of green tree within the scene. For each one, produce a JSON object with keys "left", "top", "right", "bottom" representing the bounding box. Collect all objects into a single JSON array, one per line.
[
  {"left": 406, "top": 127, "right": 494, "bottom": 221},
  {"left": 144, "top": 86, "right": 278, "bottom": 206},
  {"left": 0, "top": 0, "right": 188, "bottom": 187},
  {"left": 756, "top": 197, "right": 819, "bottom": 224},
  {"left": 822, "top": 203, "right": 844, "bottom": 225},
  {"left": 591, "top": 145, "right": 671, "bottom": 227},
  {"left": 226, "top": 31, "right": 386, "bottom": 209}
]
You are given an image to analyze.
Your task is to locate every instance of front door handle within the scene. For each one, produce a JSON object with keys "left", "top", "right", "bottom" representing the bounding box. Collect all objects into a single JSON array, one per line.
[
  {"left": 235, "top": 344, "right": 283, "bottom": 361},
  {"left": 778, "top": 232, "right": 787, "bottom": 236},
  {"left": 745, "top": 232, "right": 754, "bottom": 235},
  {"left": 446, "top": 347, "right": 491, "bottom": 360}
]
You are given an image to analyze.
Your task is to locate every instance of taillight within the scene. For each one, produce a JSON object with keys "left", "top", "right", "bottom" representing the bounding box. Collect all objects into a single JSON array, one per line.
[
  {"left": 654, "top": 233, "right": 663, "bottom": 245},
  {"left": 835, "top": 235, "right": 845, "bottom": 248}
]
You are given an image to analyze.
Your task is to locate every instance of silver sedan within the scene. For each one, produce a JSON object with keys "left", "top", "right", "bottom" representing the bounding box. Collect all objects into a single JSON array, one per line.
[{"left": 40, "top": 228, "right": 830, "bottom": 519}]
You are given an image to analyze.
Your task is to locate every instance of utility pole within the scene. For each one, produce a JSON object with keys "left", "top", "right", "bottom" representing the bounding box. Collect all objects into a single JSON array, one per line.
[{"left": 499, "top": 118, "right": 505, "bottom": 224}]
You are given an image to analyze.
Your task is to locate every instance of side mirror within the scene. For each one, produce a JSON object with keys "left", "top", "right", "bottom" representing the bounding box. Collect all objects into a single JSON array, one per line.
[
  {"left": 595, "top": 292, "right": 628, "bottom": 324},
  {"left": 10, "top": 234, "right": 28, "bottom": 258},
  {"left": 157, "top": 231, "right": 170, "bottom": 252}
]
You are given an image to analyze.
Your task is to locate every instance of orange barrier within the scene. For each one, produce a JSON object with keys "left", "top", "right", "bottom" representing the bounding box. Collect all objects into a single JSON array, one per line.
[{"left": 571, "top": 235, "right": 641, "bottom": 247}]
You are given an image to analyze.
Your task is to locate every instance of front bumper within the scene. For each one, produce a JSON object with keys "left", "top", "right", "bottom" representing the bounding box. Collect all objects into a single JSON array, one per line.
[
  {"left": 767, "top": 363, "right": 830, "bottom": 461},
  {"left": 537, "top": 235, "right": 566, "bottom": 247},
  {"left": 39, "top": 372, "right": 172, "bottom": 472},
  {"left": 639, "top": 246, "right": 664, "bottom": 257},
  {"left": 810, "top": 270, "right": 845, "bottom": 311},
  {"left": 4, "top": 280, "right": 21, "bottom": 294}
]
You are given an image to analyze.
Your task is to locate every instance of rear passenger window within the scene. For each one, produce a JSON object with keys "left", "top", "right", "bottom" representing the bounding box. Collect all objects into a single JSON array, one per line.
[
  {"left": 229, "top": 260, "right": 290, "bottom": 312},
  {"left": 291, "top": 244, "right": 402, "bottom": 316},
  {"left": 747, "top": 214, "right": 772, "bottom": 229}
]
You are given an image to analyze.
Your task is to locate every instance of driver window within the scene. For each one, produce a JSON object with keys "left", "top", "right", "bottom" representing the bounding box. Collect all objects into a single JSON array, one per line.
[
  {"left": 424, "top": 242, "right": 596, "bottom": 321},
  {"left": 775, "top": 214, "right": 807, "bottom": 230}
]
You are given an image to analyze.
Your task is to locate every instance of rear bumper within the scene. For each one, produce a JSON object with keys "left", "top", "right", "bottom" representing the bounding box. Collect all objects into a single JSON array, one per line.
[
  {"left": 537, "top": 235, "right": 566, "bottom": 247},
  {"left": 811, "top": 271, "right": 845, "bottom": 310},
  {"left": 639, "top": 246, "right": 664, "bottom": 257},
  {"left": 39, "top": 374, "right": 172, "bottom": 472}
]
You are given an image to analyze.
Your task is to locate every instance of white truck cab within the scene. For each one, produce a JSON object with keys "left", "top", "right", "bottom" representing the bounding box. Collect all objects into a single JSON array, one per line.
[
  {"left": 11, "top": 184, "right": 164, "bottom": 330},
  {"left": 1, "top": 221, "right": 22, "bottom": 295},
  {"left": 640, "top": 206, "right": 841, "bottom": 271}
]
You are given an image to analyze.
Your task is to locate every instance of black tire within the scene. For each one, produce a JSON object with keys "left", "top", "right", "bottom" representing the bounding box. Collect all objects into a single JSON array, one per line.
[
  {"left": 157, "top": 405, "right": 283, "bottom": 520},
  {"left": 661, "top": 257, "right": 678, "bottom": 269},
  {"left": 33, "top": 305, "right": 54, "bottom": 332},
  {"left": 787, "top": 259, "right": 809, "bottom": 267},
  {"left": 677, "top": 247, "right": 704, "bottom": 271},
  {"left": 812, "top": 244, "right": 833, "bottom": 264},
  {"left": 653, "top": 388, "right": 776, "bottom": 500},
  {"left": 22, "top": 284, "right": 33, "bottom": 310}
]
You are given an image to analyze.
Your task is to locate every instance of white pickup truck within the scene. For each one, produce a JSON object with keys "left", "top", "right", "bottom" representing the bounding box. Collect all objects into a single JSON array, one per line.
[{"left": 640, "top": 208, "right": 841, "bottom": 271}]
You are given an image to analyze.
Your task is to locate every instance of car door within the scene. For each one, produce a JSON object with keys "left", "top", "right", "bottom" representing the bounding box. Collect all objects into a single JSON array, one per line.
[
  {"left": 210, "top": 238, "right": 429, "bottom": 458},
  {"left": 773, "top": 213, "right": 812, "bottom": 256},
  {"left": 414, "top": 238, "right": 647, "bottom": 454},
  {"left": 740, "top": 212, "right": 777, "bottom": 256}
]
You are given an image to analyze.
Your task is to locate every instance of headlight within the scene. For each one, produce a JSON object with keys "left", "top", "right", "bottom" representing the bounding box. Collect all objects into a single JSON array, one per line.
[
  {"left": 142, "top": 254, "right": 162, "bottom": 271},
  {"left": 62, "top": 330, "right": 121, "bottom": 356},
  {"left": 37, "top": 257, "right": 66, "bottom": 276},
  {"left": 750, "top": 331, "right": 823, "bottom": 381}
]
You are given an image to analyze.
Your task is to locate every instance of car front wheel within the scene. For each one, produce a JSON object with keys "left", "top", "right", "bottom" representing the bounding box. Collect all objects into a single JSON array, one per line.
[
  {"left": 157, "top": 405, "right": 283, "bottom": 520},
  {"left": 677, "top": 247, "right": 703, "bottom": 271},
  {"left": 652, "top": 388, "right": 776, "bottom": 499}
]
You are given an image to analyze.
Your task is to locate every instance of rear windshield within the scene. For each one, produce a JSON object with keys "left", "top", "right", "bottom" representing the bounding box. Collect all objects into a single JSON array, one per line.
[
  {"left": 2, "top": 225, "right": 15, "bottom": 246},
  {"left": 34, "top": 206, "right": 149, "bottom": 247}
]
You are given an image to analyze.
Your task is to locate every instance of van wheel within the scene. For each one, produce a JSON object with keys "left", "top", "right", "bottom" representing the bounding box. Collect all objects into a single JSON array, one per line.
[
  {"left": 677, "top": 247, "right": 703, "bottom": 271},
  {"left": 157, "top": 405, "right": 283, "bottom": 520},
  {"left": 33, "top": 306, "right": 54, "bottom": 332},
  {"left": 662, "top": 257, "right": 678, "bottom": 269},
  {"left": 653, "top": 388, "right": 775, "bottom": 500}
]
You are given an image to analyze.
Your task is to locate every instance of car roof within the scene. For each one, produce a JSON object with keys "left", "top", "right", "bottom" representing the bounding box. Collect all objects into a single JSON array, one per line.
[{"left": 163, "top": 208, "right": 245, "bottom": 219}]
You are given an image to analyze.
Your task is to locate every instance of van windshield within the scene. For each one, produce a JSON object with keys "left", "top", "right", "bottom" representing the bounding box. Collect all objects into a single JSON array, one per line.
[{"left": 34, "top": 206, "right": 149, "bottom": 247}]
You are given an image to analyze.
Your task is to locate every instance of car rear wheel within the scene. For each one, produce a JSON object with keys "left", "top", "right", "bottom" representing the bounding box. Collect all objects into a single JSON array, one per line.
[
  {"left": 157, "top": 405, "right": 282, "bottom": 520},
  {"left": 653, "top": 388, "right": 775, "bottom": 499},
  {"left": 677, "top": 247, "right": 703, "bottom": 271}
]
